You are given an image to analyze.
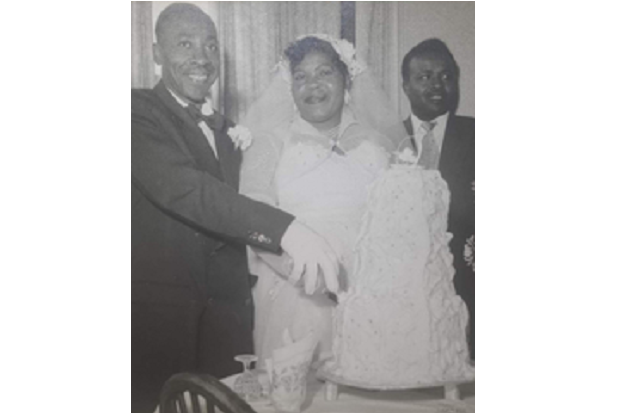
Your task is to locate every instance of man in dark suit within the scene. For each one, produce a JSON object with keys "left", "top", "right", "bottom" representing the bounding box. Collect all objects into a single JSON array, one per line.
[
  {"left": 132, "top": 4, "right": 339, "bottom": 411},
  {"left": 402, "top": 38, "right": 475, "bottom": 361}
]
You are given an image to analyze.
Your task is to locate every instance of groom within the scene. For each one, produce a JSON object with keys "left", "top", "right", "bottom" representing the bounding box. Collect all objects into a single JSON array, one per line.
[
  {"left": 401, "top": 38, "right": 475, "bottom": 361},
  {"left": 132, "top": 3, "right": 339, "bottom": 411}
]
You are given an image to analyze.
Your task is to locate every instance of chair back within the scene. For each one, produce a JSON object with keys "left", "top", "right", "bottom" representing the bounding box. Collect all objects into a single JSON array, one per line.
[{"left": 160, "top": 373, "right": 257, "bottom": 413}]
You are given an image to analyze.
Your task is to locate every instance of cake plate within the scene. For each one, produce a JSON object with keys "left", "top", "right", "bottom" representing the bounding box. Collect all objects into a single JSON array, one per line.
[{"left": 317, "top": 367, "right": 474, "bottom": 402}]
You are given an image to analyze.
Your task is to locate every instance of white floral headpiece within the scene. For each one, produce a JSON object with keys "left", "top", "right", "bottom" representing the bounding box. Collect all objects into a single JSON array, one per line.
[
  {"left": 307, "top": 34, "right": 366, "bottom": 78},
  {"left": 276, "top": 34, "right": 366, "bottom": 84}
]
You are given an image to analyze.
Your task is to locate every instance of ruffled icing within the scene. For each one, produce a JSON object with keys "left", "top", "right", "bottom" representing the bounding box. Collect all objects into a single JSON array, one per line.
[{"left": 325, "top": 165, "right": 474, "bottom": 387}]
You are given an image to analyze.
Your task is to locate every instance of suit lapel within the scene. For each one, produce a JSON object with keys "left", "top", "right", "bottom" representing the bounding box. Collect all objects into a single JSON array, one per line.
[
  {"left": 154, "top": 82, "right": 224, "bottom": 181},
  {"left": 439, "top": 114, "right": 458, "bottom": 172},
  {"left": 213, "top": 122, "right": 241, "bottom": 190},
  {"left": 403, "top": 117, "right": 417, "bottom": 152}
]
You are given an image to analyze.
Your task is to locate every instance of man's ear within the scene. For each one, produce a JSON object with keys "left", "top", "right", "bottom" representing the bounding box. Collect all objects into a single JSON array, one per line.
[
  {"left": 153, "top": 43, "right": 162, "bottom": 66},
  {"left": 402, "top": 80, "right": 410, "bottom": 96}
]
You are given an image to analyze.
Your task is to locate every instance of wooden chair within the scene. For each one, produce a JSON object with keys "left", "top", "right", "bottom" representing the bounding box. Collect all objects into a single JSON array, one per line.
[{"left": 160, "top": 373, "right": 257, "bottom": 413}]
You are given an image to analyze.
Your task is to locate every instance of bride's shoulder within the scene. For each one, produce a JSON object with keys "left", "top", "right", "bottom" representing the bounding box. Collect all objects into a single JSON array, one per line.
[
  {"left": 346, "top": 124, "right": 394, "bottom": 153},
  {"left": 270, "top": 122, "right": 303, "bottom": 144},
  {"left": 249, "top": 125, "right": 291, "bottom": 150}
]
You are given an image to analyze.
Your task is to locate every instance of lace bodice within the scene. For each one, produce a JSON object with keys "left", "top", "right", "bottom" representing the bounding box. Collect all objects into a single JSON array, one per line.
[
  {"left": 277, "top": 137, "right": 388, "bottom": 210},
  {"left": 241, "top": 110, "right": 391, "bottom": 267},
  {"left": 280, "top": 122, "right": 389, "bottom": 264}
]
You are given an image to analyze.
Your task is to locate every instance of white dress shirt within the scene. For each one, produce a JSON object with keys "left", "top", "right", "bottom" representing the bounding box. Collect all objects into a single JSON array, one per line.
[
  {"left": 168, "top": 89, "right": 219, "bottom": 159},
  {"left": 409, "top": 112, "right": 448, "bottom": 162}
]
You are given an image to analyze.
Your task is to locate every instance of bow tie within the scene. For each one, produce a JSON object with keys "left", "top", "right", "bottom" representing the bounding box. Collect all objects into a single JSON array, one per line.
[{"left": 186, "top": 104, "right": 224, "bottom": 131}]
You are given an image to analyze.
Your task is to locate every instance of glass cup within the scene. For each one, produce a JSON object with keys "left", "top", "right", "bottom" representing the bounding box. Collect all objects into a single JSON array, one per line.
[{"left": 233, "top": 354, "right": 262, "bottom": 402}]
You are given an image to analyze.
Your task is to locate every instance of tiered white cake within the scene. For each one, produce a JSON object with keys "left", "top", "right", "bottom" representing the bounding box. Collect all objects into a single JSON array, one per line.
[{"left": 323, "top": 165, "right": 474, "bottom": 388}]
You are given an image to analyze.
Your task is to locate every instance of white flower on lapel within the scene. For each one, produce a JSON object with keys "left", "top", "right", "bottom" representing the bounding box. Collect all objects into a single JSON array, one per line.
[
  {"left": 464, "top": 235, "right": 475, "bottom": 272},
  {"left": 227, "top": 125, "right": 253, "bottom": 151}
]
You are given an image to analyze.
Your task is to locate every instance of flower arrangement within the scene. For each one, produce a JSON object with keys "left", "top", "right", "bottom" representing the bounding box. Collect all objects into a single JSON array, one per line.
[
  {"left": 228, "top": 125, "right": 253, "bottom": 151},
  {"left": 464, "top": 180, "right": 475, "bottom": 271},
  {"left": 464, "top": 235, "right": 475, "bottom": 272}
]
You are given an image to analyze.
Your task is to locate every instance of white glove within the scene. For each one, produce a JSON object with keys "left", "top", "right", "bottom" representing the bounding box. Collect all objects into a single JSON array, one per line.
[{"left": 280, "top": 220, "right": 340, "bottom": 295}]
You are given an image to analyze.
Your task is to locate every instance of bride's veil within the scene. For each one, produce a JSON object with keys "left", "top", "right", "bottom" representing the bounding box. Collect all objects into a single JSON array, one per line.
[{"left": 239, "top": 35, "right": 410, "bottom": 202}]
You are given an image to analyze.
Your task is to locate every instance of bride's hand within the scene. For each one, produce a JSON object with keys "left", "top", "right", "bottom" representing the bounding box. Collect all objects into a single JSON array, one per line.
[{"left": 280, "top": 220, "right": 340, "bottom": 295}]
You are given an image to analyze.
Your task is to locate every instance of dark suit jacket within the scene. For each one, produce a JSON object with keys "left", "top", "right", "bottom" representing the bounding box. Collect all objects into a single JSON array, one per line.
[
  {"left": 405, "top": 114, "right": 475, "bottom": 358},
  {"left": 132, "top": 82, "right": 295, "bottom": 405}
]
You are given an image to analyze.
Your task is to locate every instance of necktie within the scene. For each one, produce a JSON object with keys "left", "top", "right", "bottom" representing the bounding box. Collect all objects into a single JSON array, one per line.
[
  {"left": 417, "top": 121, "right": 439, "bottom": 170},
  {"left": 186, "top": 104, "right": 224, "bottom": 131}
]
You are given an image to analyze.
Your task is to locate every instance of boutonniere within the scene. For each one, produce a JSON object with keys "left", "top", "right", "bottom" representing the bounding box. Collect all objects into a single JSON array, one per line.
[{"left": 227, "top": 125, "right": 253, "bottom": 151}]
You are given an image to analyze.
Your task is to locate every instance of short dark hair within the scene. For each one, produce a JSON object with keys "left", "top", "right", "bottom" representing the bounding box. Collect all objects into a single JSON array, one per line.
[
  {"left": 155, "top": 3, "right": 214, "bottom": 43},
  {"left": 401, "top": 38, "right": 459, "bottom": 82},
  {"left": 284, "top": 36, "right": 349, "bottom": 81}
]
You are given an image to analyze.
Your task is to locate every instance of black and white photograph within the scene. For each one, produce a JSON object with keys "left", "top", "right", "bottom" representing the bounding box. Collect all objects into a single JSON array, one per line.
[
  {"left": 5, "top": 1, "right": 620, "bottom": 412},
  {"left": 131, "top": 2, "right": 474, "bottom": 412}
]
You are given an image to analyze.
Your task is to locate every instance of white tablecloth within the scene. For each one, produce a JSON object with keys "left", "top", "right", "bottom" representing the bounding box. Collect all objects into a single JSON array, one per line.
[
  {"left": 223, "top": 375, "right": 475, "bottom": 413},
  {"left": 155, "top": 375, "right": 474, "bottom": 413}
]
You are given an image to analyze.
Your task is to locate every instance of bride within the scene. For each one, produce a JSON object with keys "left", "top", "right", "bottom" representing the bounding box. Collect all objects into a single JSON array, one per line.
[{"left": 241, "top": 35, "right": 409, "bottom": 367}]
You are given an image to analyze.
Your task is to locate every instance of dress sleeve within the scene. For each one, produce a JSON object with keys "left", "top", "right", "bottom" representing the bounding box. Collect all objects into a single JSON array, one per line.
[{"left": 132, "top": 97, "right": 293, "bottom": 252}]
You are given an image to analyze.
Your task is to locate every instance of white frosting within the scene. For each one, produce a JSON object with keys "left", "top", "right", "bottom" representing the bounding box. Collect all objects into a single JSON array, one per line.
[{"left": 324, "top": 165, "right": 474, "bottom": 387}]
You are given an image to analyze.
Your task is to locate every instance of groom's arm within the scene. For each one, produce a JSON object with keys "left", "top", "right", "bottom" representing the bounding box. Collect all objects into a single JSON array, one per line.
[
  {"left": 250, "top": 248, "right": 294, "bottom": 278},
  {"left": 132, "top": 92, "right": 294, "bottom": 252}
]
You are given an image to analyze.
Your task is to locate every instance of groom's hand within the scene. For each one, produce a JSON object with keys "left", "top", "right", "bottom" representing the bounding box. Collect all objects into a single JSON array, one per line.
[{"left": 280, "top": 220, "right": 340, "bottom": 295}]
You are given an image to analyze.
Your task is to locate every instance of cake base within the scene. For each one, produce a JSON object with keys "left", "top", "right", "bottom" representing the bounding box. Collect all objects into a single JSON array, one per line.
[{"left": 317, "top": 367, "right": 474, "bottom": 401}]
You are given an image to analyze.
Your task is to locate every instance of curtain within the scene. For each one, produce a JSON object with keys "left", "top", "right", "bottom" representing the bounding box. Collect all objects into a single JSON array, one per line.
[
  {"left": 131, "top": 2, "right": 342, "bottom": 120},
  {"left": 131, "top": 1, "right": 155, "bottom": 89},
  {"left": 131, "top": 2, "right": 473, "bottom": 117},
  {"left": 356, "top": 2, "right": 402, "bottom": 116},
  {"left": 217, "top": 1, "right": 341, "bottom": 122}
]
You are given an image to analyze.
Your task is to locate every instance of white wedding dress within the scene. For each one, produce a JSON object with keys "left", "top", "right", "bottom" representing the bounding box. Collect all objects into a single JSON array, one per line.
[{"left": 243, "top": 109, "right": 392, "bottom": 366}]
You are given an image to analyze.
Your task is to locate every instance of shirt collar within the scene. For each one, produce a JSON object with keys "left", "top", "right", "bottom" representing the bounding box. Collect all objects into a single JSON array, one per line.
[
  {"left": 409, "top": 112, "right": 449, "bottom": 136},
  {"left": 167, "top": 87, "right": 214, "bottom": 116}
]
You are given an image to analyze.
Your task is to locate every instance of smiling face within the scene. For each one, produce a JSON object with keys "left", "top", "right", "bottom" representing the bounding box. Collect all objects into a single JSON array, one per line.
[
  {"left": 290, "top": 51, "right": 348, "bottom": 131},
  {"left": 403, "top": 54, "right": 458, "bottom": 121},
  {"left": 153, "top": 10, "right": 220, "bottom": 104}
]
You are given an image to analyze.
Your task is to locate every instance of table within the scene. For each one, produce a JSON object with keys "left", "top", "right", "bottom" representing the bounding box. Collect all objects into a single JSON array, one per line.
[
  {"left": 223, "top": 375, "right": 475, "bottom": 413},
  {"left": 154, "top": 375, "right": 474, "bottom": 413}
]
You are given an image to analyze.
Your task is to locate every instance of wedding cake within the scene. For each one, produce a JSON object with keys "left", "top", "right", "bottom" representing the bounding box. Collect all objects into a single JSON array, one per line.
[{"left": 323, "top": 163, "right": 474, "bottom": 388}]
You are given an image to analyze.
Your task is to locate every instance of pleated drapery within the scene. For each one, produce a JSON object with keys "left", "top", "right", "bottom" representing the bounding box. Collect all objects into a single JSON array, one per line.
[
  {"left": 131, "top": 2, "right": 341, "bottom": 123},
  {"left": 131, "top": 1, "right": 155, "bottom": 89},
  {"left": 130, "top": 2, "right": 473, "bottom": 119},
  {"left": 217, "top": 1, "right": 341, "bottom": 122},
  {"left": 356, "top": 2, "right": 402, "bottom": 116}
]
